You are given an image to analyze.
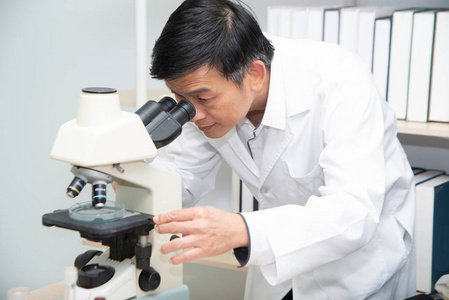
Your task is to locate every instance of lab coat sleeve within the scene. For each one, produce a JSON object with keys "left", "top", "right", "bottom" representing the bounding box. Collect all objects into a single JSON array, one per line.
[
  {"left": 152, "top": 123, "right": 223, "bottom": 207},
  {"left": 241, "top": 58, "right": 388, "bottom": 285}
]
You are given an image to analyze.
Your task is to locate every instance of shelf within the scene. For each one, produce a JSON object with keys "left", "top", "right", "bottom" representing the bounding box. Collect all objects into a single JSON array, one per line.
[{"left": 397, "top": 120, "right": 449, "bottom": 138}]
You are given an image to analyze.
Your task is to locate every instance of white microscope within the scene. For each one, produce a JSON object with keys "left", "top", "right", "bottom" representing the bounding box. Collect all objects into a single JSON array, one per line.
[{"left": 43, "top": 87, "right": 195, "bottom": 300}]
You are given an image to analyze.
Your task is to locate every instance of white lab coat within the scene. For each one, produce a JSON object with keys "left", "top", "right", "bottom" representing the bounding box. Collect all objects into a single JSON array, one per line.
[{"left": 154, "top": 36, "right": 416, "bottom": 300}]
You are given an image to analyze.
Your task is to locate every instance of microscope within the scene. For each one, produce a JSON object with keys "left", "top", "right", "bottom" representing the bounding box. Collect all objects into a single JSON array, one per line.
[{"left": 43, "top": 87, "right": 195, "bottom": 300}]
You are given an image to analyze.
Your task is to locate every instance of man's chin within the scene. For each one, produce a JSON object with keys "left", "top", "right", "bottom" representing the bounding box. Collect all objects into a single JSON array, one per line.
[
  {"left": 203, "top": 132, "right": 225, "bottom": 139},
  {"left": 202, "top": 128, "right": 229, "bottom": 139}
]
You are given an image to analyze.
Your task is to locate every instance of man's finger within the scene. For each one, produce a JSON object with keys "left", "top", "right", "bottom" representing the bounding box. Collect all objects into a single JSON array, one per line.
[
  {"left": 169, "top": 247, "right": 206, "bottom": 265},
  {"left": 154, "top": 207, "right": 196, "bottom": 224},
  {"left": 155, "top": 221, "right": 198, "bottom": 235},
  {"left": 160, "top": 234, "right": 196, "bottom": 255}
]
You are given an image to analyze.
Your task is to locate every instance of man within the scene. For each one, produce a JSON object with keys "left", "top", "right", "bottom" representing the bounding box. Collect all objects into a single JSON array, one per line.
[{"left": 150, "top": 0, "right": 416, "bottom": 299}]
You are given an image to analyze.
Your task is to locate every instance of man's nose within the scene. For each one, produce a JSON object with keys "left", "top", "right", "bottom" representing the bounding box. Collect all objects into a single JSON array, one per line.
[{"left": 189, "top": 103, "right": 206, "bottom": 123}]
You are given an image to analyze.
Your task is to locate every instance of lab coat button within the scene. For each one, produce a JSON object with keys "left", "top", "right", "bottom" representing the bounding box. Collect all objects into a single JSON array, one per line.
[{"left": 260, "top": 188, "right": 268, "bottom": 194}]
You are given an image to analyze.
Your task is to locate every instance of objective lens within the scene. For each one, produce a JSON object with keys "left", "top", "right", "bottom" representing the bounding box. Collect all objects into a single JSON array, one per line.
[
  {"left": 92, "top": 181, "right": 107, "bottom": 208},
  {"left": 67, "top": 176, "right": 87, "bottom": 198},
  {"left": 169, "top": 100, "right": 196, "bottom": 125}
]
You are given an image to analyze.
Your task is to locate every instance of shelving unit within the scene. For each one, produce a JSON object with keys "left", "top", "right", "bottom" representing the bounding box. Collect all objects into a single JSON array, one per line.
[{"left": 398, "top": 120, "right": 449, "bottom": 138}]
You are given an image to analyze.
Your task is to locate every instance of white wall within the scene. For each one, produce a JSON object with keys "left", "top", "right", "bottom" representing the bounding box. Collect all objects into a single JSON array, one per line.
[
  {"left": 0, "top": 0, "right": 183, "bottom": 294},
  {"left": 1, "top": 0, "right": 449, "bottom": 297}
]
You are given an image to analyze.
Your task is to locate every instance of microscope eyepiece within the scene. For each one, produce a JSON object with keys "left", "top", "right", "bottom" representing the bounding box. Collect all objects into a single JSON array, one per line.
[
  {"left": 169, "top": 100, "right": 196, "bottom": 126},
  {"left": 135, "top": 97, "right": 177, "bottom": 126},
  {"left": 158, "top": 96, "right": 178, "bottom": 113}
]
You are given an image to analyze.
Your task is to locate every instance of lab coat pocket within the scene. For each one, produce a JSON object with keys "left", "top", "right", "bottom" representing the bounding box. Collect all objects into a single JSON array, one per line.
[
  {"left": 313, "top": 238, "right": 387, "bottom": 299},
  {"left": 283, "top": 161, "right": 324, "bottom": 204}
]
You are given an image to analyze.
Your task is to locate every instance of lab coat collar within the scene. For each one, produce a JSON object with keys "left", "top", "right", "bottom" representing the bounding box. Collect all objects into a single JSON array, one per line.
[
  {"left": 261, "top": 34, "right": 315, "bottom": 130},
  {"left": 261, "top": 51, "right": 287, "bottom": 130}
]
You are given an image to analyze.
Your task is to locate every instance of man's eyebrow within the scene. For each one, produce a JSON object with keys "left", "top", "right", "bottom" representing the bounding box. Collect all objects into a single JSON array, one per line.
[
  {"left": 167, "top": 86, "right": 212, "bottom": 96},
  {"left": 187, "top": 88, "right": 213, "bottom": 95}
]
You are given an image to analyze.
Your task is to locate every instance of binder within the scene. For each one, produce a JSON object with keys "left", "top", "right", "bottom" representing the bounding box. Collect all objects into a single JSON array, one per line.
[
  {"left": 339, "top": 7, "right": 394, "bottom": 70},
  {"left": 429, "top": 11, "right": 449, "bottom": 122},
  {"left": 415, "top": 175, "right": 449, "bottom": 293},
  {"left": 270, "top": 5, "right": 346, "bottom": 42},
  {"left": 267, "top": 6, "right": 282, "bottom": 36},
  {"left": 406, "top": 10, "right": 439, "bottom": 122},
  {"left": 278, "top": 6, "right": 293, "bottom": 38},
  {"left": 387, "top": 8, "right": 428, "bottom": 118},
  {"left": 414, "top": 170, "right": 446, "bottom": 185},
  {"left": 323, "top": 7, "right": 346, "bottom": 44},
  {"left": 357, "top": 7, "right": 395, "bottom": 70},
  {"left": 306, "top": 7, "right": 326, "bottom": 41},
  {"left": 412, "top": 167, "right": 426, "bottom": 175},
  {"left": 291, "top": 6, "right": 307, "bottom": 39},
  {"left": 372, "top": 16, "right": 392, "bottom": 100},
  {"left": 339, "top": 7, "right": 361, "bottom": 53}
]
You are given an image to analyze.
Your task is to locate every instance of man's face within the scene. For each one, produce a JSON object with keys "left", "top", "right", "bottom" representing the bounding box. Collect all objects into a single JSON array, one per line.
[{"left": 165, "top": 65, "right": 256, "bottom": 139}]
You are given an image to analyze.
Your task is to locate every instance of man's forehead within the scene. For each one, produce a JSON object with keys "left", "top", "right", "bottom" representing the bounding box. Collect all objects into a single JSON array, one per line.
[{"left": 165, "top": 66, "right": 221, "bottom": 95}]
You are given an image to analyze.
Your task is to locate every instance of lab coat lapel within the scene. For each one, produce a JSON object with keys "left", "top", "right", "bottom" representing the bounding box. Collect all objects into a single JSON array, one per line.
[
  {"left": 225, "top": 128, "right": 260, "bottom": 177},
  {"left": 207, "top": 127, "right": 260, "bottom": 179}
]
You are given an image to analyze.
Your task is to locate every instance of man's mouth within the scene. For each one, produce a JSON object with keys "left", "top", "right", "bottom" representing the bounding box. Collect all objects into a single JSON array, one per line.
[{"left": 197, "top": 124, "right": 215, "bottom": 132}]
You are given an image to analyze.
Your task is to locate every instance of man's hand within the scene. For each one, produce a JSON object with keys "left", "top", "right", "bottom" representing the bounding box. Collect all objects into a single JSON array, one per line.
[{"left": 153, "top": 206, "right": 249, "bottom": 265}]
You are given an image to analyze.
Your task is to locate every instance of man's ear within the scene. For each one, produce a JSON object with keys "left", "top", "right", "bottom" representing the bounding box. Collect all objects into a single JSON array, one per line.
[{"left": 246, "top": 60, "right": 267, "bottom": 92}]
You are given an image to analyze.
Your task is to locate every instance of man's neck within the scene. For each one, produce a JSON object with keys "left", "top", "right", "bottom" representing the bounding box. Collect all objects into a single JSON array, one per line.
[
  {"left": 246, "top": 67, "right": 270, "bottom": 127},
  {"left": 247, "top": 110, "right": 264, "bottom": 126}
]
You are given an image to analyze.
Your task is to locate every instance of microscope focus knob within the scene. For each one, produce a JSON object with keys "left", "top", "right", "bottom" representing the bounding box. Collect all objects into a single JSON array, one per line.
[{"left": 139, "top": 267, "right": 161, "bottom": 291}]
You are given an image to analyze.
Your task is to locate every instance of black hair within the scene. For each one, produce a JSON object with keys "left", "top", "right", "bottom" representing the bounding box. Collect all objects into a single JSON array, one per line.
[{"left": 150, "top": 0, "right": 274, "bottom": 86}]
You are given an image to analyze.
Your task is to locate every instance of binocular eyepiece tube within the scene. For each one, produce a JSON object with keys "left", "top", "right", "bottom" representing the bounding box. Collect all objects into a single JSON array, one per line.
[
  {"left": 135, "top": 97, "right": 196, "bottom": 149},
  {"left": 135, "top": 96, "right": 178, "bottom": 127}
]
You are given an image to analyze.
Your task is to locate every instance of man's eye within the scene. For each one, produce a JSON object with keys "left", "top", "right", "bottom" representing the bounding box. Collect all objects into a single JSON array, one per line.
[{"left": 198, "top": 96, "right": 214, "bottom": 101}]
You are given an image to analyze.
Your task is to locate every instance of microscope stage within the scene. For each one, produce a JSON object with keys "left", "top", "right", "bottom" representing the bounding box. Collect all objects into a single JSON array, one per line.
[
  {"left": 69, "top": 201, "right": 125, "bottom": 223},
  {"left": 42, "top": 209, "right": 155, "bottom": 241}
]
